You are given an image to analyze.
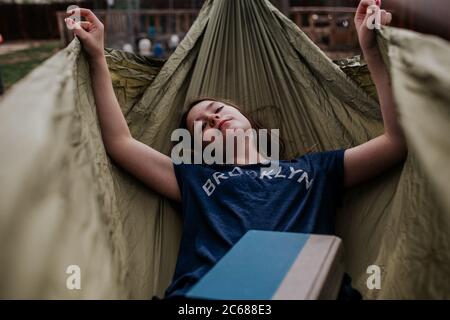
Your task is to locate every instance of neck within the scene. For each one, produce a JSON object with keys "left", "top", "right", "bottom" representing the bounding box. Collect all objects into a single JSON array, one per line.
[{"left": 229, "top": 134, "right": 267, "bottom": 165}]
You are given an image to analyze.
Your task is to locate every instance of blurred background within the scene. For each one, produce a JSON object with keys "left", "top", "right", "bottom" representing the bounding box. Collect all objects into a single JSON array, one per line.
[{"left": 0, "top": 0, "right": 449, "bottom": 95}]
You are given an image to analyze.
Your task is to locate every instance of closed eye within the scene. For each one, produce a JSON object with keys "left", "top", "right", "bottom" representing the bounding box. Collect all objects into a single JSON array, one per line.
[{"left": 201, "top": 106, "right": 223, "bottom": 131}]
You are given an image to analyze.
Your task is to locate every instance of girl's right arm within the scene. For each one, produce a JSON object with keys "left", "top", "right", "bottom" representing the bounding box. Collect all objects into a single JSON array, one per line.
[{"left": 66, "top": 8, "right": 181, "bottom": 202}]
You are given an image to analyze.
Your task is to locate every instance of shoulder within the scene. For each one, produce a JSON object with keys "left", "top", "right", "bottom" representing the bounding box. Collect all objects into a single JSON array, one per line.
[
  {"left": 295, "top": 149, "right": 345, "bottom": 163},
  {"left": 172, "top": 161, "right": 219, "bottom": 179},
  {"left": 293, "top": 149, "right": 346, "bottom": 174}
]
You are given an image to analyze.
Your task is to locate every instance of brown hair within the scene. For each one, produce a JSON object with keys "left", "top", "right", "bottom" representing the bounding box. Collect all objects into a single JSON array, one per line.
[{"left": 178, "top": 96, "right": 288, "bottom": 160}]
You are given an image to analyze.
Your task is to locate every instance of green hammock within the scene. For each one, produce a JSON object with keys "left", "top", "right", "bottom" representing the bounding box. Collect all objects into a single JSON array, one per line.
[{"left": 0, "top": 0, "right": 449, "bottom": 299}]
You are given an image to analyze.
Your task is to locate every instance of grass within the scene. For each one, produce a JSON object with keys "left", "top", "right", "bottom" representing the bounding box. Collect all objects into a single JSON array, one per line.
[{"left": 0, "top": 41, "right": 60, "bottom": 92}]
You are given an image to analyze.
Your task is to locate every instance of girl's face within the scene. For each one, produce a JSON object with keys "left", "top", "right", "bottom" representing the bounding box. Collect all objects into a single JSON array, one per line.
[{"left": 185, "top": 100, "right": 252, "bottom": 138}]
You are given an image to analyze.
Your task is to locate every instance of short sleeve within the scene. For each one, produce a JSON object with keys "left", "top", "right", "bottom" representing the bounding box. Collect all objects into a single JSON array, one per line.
[
  {"left": 172, "top": 162, "right": 187, "bottom": 191},
  {"left": 304, "top": 148, "right": 346, "bottom": 204},
  {"left": 314, "top": 149, "right": 345, "bottom": 180}
]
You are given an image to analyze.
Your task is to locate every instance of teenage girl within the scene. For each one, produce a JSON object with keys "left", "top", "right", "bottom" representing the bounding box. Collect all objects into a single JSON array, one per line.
[{"left": 65, "top": 0, "right": 406, "bottom": 299}]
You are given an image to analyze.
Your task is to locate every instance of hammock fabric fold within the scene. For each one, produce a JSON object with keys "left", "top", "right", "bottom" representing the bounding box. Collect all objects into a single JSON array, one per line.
[{"left": 0, "top": 0, "right": 449, "bottom": 299}]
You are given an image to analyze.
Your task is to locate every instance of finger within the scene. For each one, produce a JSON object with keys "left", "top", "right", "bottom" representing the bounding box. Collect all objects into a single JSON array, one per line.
[
  {"left": 76, "top": 8, "right": 102, "bottom": 26},
  {"left": 79, "top": 21, "right": 92, "bottom": 31},
  {"left": 387, "top": 12, "right": 392, "bottom": 24},
  {"left": 356, "top": 0, "right": 376, "bottom": 17},
  {"left": 65, "top": 18, "right": 88, "bottom": 40},
  {"left": 73, "top": 25, "right": 89, "bottom": 40},
  {"left": 380, "top": 10, "right": 392, "bottom": 26},
  {"left": 66, "top": 8, "right": 102, "bottom": 26},
  {"left": 355, "top": 0, "right": 377, "bottom": 25}
]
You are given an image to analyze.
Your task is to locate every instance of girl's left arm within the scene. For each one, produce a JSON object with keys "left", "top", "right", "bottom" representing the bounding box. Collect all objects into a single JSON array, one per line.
[{"left": 343, "top": 0, "right": 408, "bottom": 188}]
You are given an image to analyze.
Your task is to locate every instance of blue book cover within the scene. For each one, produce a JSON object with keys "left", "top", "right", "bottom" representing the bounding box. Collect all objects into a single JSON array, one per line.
[{"left": 186, "top": 230, "right": 343, "bottom": 300}]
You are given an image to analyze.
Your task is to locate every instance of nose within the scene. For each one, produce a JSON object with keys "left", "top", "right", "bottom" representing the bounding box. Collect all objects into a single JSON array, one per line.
[{"left": 207, "top": 113, "right": 220, "bottom": 128}]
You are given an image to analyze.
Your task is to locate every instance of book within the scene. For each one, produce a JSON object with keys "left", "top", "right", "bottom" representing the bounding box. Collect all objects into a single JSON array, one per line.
[{"left": 186, "top": 230, "right": 344, "bottom": 300}]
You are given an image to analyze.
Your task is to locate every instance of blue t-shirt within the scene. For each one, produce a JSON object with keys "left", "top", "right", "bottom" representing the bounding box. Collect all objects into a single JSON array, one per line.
[{"left": 164, "top": 149, "right": 346, "bottom": 299}]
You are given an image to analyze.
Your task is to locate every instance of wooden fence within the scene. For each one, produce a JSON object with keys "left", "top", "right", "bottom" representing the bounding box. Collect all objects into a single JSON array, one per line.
[
  {"left": 56, "top": 9, "right": 199, "bottom": 49},
  {"left": 2, "top": 1, "right": 449, "bottom": 44},
  {"left": 289, "top": 7, "right": 358, "bottom": 50},
  {"left": 56, "top": 7, "right": 361, "bottom": 51}
]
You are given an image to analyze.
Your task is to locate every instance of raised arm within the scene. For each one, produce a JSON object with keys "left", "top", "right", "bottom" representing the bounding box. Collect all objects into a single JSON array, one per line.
[
  {"left": 343, "top": 0, "right": 407, "bottom": 188},
  {"left": 65, "top": 8, "right": 181, "bottom": 202}
]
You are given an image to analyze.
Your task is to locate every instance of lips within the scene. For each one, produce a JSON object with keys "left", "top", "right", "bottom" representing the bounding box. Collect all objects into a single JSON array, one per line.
[{"left": 217, "top": 119, "right": 231, "bottom": 131}]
